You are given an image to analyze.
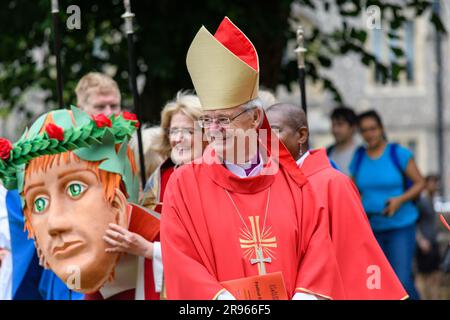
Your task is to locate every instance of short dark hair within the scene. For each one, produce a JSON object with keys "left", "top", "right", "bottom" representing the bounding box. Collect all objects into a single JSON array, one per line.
[
  {"left": 357, "top": 109, "right": 387, "bottom": 141},
  {"left": 357, "top": 110, "right": 384, "bottom": 129},
  {"left": 330, "top": 106, "right": 357, "bottom": 126}
]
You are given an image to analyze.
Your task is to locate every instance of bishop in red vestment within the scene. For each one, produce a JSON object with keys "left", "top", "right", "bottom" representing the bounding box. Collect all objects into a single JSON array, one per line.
[{"left": 161, "top": 17, "right": 344, "bottom": 300}]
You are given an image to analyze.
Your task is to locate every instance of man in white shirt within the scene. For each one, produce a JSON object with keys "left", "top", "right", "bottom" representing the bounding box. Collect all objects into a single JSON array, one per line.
[{"left": 327, "top": 106, "right": 359, "bottom": 176}]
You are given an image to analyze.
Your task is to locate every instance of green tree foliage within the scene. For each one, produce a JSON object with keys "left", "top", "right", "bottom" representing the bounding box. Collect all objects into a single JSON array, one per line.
[{"left": 0, "top": 0, "right": 446, "bottom": 123}]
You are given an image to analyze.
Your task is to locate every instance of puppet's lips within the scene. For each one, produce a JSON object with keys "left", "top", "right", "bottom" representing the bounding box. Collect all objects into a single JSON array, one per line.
[{"left": 52, "top": 241, "right": 84, "bottom": 258}]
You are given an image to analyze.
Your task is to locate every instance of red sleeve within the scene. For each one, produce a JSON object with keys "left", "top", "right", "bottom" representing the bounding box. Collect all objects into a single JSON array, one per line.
[
  {"left": 294, "top": 183, "right": 344, "bottom": 299},
  {"left": 160, "top": 176, "right": 225, "bottom": 300},
  {"left": 328, "top": 175, "right": 407, "bottom": 299}
]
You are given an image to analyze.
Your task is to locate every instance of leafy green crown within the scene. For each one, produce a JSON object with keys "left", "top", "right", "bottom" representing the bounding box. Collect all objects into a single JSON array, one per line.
[{"left": 0, "top": 106, "right": 140, "bottom": 203}]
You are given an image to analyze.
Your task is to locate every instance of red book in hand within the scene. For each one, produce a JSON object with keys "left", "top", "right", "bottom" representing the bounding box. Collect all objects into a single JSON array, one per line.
[{"left": 220, "top": 272, "right": 289, "bottom": 300}]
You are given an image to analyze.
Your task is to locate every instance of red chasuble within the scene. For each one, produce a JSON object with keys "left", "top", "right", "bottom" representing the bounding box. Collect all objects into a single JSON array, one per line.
[
  {"left": 301, "top": 149, "right": 408, "bottom": 300},
  {"left": 161, "top": 115, "right": 345, "bottom": 300}
]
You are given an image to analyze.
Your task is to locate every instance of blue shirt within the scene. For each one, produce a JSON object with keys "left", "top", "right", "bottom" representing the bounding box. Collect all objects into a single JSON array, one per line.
[{"left": 349, "top": 143, "right": 419, "bottom": 232}]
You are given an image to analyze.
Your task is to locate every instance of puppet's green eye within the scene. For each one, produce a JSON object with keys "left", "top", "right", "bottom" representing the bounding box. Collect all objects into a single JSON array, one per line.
[
  {"left": 34, "top": 197, "right": 49, "bottom": 213},
  {"left": 67, "top": 182, "right": 87, "bottom": 198}
]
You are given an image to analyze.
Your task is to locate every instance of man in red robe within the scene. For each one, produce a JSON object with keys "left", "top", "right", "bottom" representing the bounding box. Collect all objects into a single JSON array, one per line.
[
  {"left": 265, "top": 102, "right": 408, "bottom": 299},
  {"left": 160, "top": 17, "right": 345, "bottom": 300}
]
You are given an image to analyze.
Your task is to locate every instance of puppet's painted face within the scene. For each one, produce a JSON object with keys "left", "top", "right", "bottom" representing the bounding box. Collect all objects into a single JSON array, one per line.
[{"left": 23, "top": 157, "right": 127, "bottom": 293}]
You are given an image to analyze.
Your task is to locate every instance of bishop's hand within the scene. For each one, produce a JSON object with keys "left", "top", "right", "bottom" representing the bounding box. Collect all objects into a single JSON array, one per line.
[{"left": 103, "top": 223, "right": 154, "bottom": 259}]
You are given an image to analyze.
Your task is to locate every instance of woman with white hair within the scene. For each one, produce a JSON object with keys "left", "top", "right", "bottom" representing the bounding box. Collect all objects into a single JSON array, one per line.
[{"left": 147, "top": 91, "right": 203, "bottom": 200}]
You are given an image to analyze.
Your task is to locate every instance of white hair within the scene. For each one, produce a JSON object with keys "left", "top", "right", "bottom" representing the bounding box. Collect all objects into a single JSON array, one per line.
[
  {"left": 240, "top": 97, "right": 264, "bottom": 128},
  {"left": 259, "top": 89, "right": 278, "bottom": 110},
  {"left": 241, "top": 97, "right": 263, "bottom": 111}
]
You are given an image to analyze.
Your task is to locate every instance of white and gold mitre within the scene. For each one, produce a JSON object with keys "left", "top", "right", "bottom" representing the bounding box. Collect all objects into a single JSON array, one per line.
[{"left": 186, "top": 17, "right": 259, "bottom": 111}]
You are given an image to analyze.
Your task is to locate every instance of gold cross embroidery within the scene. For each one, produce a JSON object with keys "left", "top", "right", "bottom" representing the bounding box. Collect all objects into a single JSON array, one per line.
[{"left": 239, "top": 216, "right": 277, "bottom": 275}]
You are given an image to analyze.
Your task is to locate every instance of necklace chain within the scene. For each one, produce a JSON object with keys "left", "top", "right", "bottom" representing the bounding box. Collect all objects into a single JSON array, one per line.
[{"left": 224, "top": 187, "right": 271, "bottom": 242}]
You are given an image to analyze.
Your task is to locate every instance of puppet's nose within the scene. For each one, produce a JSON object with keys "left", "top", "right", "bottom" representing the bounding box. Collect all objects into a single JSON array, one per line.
[{"left": 47, "top": 207, "right": 72, "bottom": 237}]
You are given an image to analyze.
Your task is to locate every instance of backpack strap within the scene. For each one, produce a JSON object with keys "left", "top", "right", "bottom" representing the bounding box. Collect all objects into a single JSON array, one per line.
[
  {"left": 389, "top": 143, "right": 410, "bottom": 191},
  {"left": 389, "top": 143, "right": 403, "bottom": 174},
  {"left": 352, "top": 145, "right": 366, "bottom": 182},
  {"left": 326, "top": 145, "right": 335, "bottom": 156},
  {"left": 329, "top": 158, "right": 339, "bottom": 170}
]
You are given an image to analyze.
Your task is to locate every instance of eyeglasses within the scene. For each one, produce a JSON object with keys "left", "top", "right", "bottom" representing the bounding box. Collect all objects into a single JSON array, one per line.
[
  {"left": 167, "top": 127, "right": 197, "bottom": 137},
  {"left": 198, "top": 108, "right": 254, "bottom": 128}
]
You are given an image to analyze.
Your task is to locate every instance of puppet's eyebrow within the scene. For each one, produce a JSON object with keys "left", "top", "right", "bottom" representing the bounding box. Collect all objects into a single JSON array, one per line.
[
  {"left": 24, "top": 182, "right": 45, "bottom": 194},
  {"left": 57, "top": 168, "right": 98, "bottom": 180},
  {"left": 24, "top": 169, "right": 99, "bottom": 193}
]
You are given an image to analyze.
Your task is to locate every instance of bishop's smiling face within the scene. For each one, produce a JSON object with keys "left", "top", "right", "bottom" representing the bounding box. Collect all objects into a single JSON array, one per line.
[
  {"left": 202, "top": 105, "right": 261, "bottom": 163},
  {"left": 23, "top": 155, "right": 127, "bottom": 293}
]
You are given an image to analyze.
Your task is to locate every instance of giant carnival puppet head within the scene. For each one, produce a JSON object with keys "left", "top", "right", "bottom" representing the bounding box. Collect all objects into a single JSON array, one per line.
[{"left": 0, "top": 106, "right": 158, "bottom": 293}]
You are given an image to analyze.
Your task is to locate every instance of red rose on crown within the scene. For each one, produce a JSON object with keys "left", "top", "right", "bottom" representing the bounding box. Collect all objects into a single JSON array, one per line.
[
  {"left": 45, "top": 123, "right": 64, "bottom": 141},
  {"left": 123, "top": 111, "right": 140, "bottom": 128},
  {"left": 92, "top": 114, "right": 112, "bottom": 128},
  {"left": 0, "top": 138, "right": 13, "bottom": 160}
]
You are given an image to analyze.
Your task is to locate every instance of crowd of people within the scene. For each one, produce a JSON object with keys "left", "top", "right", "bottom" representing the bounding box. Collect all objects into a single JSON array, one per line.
[
  {"left": 0, "top": 17, "right": 449, "bottom": 300},
  {"left": 326, "top": 106, "right": 449, "bottom": 300}
]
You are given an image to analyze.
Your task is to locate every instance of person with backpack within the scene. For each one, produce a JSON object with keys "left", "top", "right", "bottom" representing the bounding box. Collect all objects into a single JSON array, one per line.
[{"left": 350, "top": 110, "right": 425, "bottom": 300}]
